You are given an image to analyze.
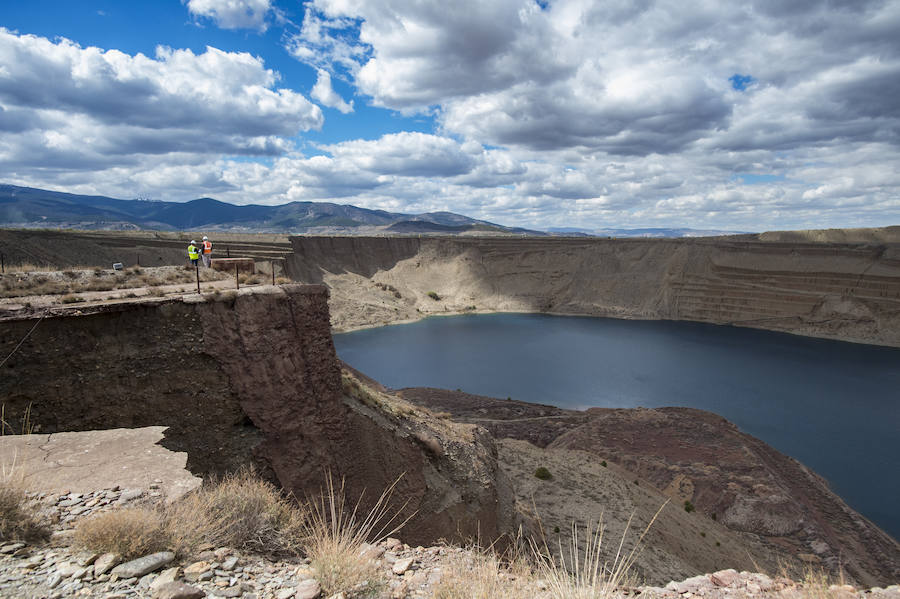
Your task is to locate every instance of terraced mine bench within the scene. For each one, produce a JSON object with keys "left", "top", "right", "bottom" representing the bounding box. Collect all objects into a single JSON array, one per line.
[{"left": 210, "top": 257, "right": 255, "bottom": 274}]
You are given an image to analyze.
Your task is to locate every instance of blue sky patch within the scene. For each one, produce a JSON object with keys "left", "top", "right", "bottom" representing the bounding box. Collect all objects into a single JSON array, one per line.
[
  {"left": 729, "top": 74, "right": 755, "bottom": 91},
  {"left": 732, "top": 173, "right": 785, "bottom": 185}
]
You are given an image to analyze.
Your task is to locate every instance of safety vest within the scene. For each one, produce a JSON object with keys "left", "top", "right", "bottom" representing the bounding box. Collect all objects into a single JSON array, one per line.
[
  {"left": 202, "top": 240, "right": 212, "bottom": 254},
  {"left": 187, "top": 244, "right": 199, "bottom": 260}
]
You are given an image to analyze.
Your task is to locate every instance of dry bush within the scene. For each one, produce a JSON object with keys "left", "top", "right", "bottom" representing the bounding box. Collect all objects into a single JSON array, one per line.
[
  {"left": 168, "top": 469, "right": 305, "bottom": 556},
  {"left": 0, "top": 456, "right": 51, "bottom": 544},
  {"left": 275, "top": 276, "right": 291, "bottom": 284},
  {"left": 533, "top": 508, "right": 664, "bottom": 599},
  {"left": 301, "top": 474, "right": 411, "bottom": 598},
  {"left": 60, "top": 294, "right": 85, "bottom": 304},
  {"left": 74, "top": 507, "right": 169, "bottom": 559},
  {"left": 433, "top": 549, "right": 538, "bottom": 599}
]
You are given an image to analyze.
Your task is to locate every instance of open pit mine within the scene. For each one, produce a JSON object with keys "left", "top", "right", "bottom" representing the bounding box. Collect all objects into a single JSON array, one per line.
[{"left": 1, "top": 230, "right": 898, "bottom": 586}]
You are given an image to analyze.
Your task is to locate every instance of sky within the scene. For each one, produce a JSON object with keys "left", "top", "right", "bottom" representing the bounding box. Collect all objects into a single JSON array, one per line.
[{"left": 1, "top": 0, "right": 899, "bottom": 232}]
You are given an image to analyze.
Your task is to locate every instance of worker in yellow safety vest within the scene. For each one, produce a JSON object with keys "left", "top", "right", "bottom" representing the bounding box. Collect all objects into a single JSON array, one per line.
[
  {"left": 187, "top": 240, "right": 200, "bottom": 266},
  {"left": 201, "top": 235, "right": 212, "bottom": 268}
]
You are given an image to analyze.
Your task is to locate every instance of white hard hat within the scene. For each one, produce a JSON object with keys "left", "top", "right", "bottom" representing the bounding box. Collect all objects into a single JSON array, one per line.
[
  {"left": 191, "top": 240, "right": 196, "bottom": 244},
  {"left": 202, "top": 236, "right": 208, "bottom": 240}
]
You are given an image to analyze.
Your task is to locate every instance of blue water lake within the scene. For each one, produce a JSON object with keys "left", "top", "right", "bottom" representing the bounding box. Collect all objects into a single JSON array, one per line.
[{"left": 334, "top": 313, "right": 900, "bottom": 540}]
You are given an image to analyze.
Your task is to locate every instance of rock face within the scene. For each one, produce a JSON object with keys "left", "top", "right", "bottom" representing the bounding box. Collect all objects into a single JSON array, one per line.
[
  {"left": 400, "top": 388, "right": 900, "bottom": 587},
  {"left": 287, "top": 236, "right": 900, "bottom": 347},
  {"left": 0, "top": 285, "right": 510, "bottom": 546}
]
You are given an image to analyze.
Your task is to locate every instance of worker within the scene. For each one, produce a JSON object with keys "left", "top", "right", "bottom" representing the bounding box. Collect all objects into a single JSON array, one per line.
[
  {"left": 187, "top": 240, "right": 200, "bottom": 266},
  {"left": 201, "top": 235, "right": 212, "bottom": 268}
]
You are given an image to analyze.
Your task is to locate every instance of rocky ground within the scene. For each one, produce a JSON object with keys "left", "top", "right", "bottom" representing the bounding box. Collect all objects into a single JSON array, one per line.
[{"left": 2, "top": 487, "right": 899, "bottom": 599}]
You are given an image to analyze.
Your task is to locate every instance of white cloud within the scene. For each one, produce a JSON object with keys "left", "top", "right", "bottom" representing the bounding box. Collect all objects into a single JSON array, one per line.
[
  {"left": 5, "top": 1, "right": 900, "bottom": 232},
  {"left": 185, "top": 0, "right": 273, "bottom": 31},
  {"left": 0, "top": 29, "right": 322, "bottom": 172},
  {"left": 311, "top": 69, "right": 354, "bottom": 113}
]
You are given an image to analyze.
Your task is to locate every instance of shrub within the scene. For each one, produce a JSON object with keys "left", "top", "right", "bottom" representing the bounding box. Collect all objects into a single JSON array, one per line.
[
  {"left": 534, "top": 467, "right": 553, "bottom": 480},
  {"left": 301, "top": 474, "right": 409, "bottom": 597},
  {"left": 534, "top": 510, "right": 663, "bottom": 599},
  {"left": 74, "top": 508, "right": 169, "bottom": 559},
  {"left": 427, "top": 291, "right": 441, "bottom": 301},
  {"left": 0, "top": 463, "right": 51, "bottom": 544},
  {"left": 683, "top": 500, "right": 695, "bottom": 513},
  {"left": 167, "top": 469, "right": 305, "bottom": 556},
  {"left": 433, "top": 549, "right": 534, "bottom": 599},
  {"left": 601, "top": 460, "right": 607, "bottom": 468},
  {"left": 61, "top": 294, "right": 85, "bottom": 304}
]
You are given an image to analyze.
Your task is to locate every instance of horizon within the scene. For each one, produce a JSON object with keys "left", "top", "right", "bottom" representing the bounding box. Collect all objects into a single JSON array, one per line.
[{"left": 1, "top": 1, "right": 899, "bottom": 232}]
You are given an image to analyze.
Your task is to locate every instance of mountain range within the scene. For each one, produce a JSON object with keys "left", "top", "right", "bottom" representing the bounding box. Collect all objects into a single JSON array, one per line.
[
  {"left": 0, "top": 184, "right": 540, "bottom": 235},
  {"left": 0, "top": 184, "right": 744, "bottom": 237}
]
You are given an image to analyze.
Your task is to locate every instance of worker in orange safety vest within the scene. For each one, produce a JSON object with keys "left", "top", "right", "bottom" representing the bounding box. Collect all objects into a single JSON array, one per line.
[{"left": 201, "top": 235, "right": 213, "bottom": 267}]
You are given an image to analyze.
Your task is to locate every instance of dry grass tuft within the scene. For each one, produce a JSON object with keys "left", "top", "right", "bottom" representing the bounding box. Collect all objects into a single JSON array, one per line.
[
  {"left": 301, "top": 473, "right": 410, "bottom": 598},
  {"left": 433, "top": 548, "right": 537, "bottom": 599},
  {"left": 167, "top": 469, "right": 305, "bottom": 556},
  {"left": 74, "top": 469, "right": 305, "bottom": 558},
  {"left": 534, "top": 506, "right": 664, "bottom": 599},
  {"left": 74, "top": 508, "right": 169, "bottom": 559},
  {"left": 0, "top": 455, "right": 51, "bottom": 544}
]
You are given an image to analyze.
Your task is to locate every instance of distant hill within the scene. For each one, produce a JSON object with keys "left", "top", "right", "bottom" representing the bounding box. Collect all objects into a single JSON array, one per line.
[{"left": 0, "top": 184, "right": 543, "bottom": 235}]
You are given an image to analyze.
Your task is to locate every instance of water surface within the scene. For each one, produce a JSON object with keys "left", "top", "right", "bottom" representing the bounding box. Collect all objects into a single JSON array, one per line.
[{"left": 334, "top": 313, "right": 900, "bottom": 539}]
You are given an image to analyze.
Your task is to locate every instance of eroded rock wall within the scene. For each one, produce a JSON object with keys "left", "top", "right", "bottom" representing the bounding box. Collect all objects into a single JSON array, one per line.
[
  {"left": 0, "top": 286, "right": 509, "bottom": 545},
  {"left": 288, "top": 237, "right": 900, "bottom": 346}
]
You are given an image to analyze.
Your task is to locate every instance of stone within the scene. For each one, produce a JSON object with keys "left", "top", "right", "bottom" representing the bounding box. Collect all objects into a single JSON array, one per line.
[
  {"left": 276, "top": 588, "right": 296, "bottom": 599},
  {"left": 213, "top": 586, "right": 244, "bottom": 597},
  {"left": 57, "top": 562, "right": 82, "bottom": 577},
  {"left": 328, "top": 594, "right": 346, "bottom": 599},
  {"left": 184, "top": 561, "right": 212, "bottom": 581},
  {"left": 46, "top": 573, "right": 62, "bottom": 589},
  {"left": 94, "top": 553, "right": 121, "bottom": 576},
  {"left": 117, "top": 488, "right": 144, "bottom": 504},
  {"left": 74, "top": 552, "right": 100, "bottom": 567},
  {"left": 294, "top": 579, "right": 322, "bottom": 599},
  {"left": 150, "top": 567, "right": 182, "bottom": 590},
  {"left": 392, "top": 558, "right": 414, "bottom": 575},
  {"left": 385, "top": 538, "right": 402, "bottom": 550},
  {"left": 111, "top": 551, "right": 176, "bottom": 578},
  {"left": 710, "top": 569, "right": 740, "bottom": 587},
  {"left": 221, "top": 556, "right": 239, "bottom": 571},
  {"left": 152, "top": 581, "right": 206, "bottom": 599},
  {"left": 0, "top": 542, "right": 25, "bottom": 554}
]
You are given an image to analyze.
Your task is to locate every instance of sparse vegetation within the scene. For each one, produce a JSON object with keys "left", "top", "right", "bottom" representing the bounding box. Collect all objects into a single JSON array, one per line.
[
  {"left": 683, "top": 500, "right": 695, "bottom": 513},
  {"left": 534, "top": 467, "right": 553, "bottom": 480},
  {"left": 433, "top": 548, "right": 534, "bottom": 599},
  {"left": 74, "top": 507, "right": 169, "bottom": 559},
  {"left": 166, "top": 469, "right": 305, "bottom": 556},
  {"left": 301, "top": 474, "right": 409, "bottom": 598},
  {"left": 427, "top": 291, "right": 441, "bottom": 301},
  {"left": 0, "top": 458, "right": 51, "bottom": 544},
  {"left": 61, "top": 294, "right": 85, "bottom": 304},
  {"left": 601, "top": 460, "right": 607, "bottom": 467},
  {"left": 0, "top": 265, "right": 228, "bottom": 300},
  {"left": 75, "top": 469, "right": 305, "bottom": 558}
]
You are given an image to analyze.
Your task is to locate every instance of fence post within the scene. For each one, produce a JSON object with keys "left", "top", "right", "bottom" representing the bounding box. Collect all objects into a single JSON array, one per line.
[
  {"left": 1, "top": 253, "right": 4, "bottom": 274},
  {"left": 195, "top": 263, "right": 200, "bottom": 294},
  {"left": 271, "top": 260, "right": 276, "bottom": 285},
  {"left": 235, "top": 262, "right": 239, "bottom": 289}
]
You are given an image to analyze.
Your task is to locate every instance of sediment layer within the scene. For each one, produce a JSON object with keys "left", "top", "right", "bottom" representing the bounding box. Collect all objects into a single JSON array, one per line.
[{"left": 286, "top": 236, "right": 900, "bottom": 346}]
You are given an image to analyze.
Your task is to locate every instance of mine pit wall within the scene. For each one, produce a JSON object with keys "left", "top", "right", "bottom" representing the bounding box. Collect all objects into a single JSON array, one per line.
[
  {"left": 0, "top": 285, "right": 508, "bottom": 546},
  {"left": 287, "top": 236, "right": 900, "bottom": 346}
]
